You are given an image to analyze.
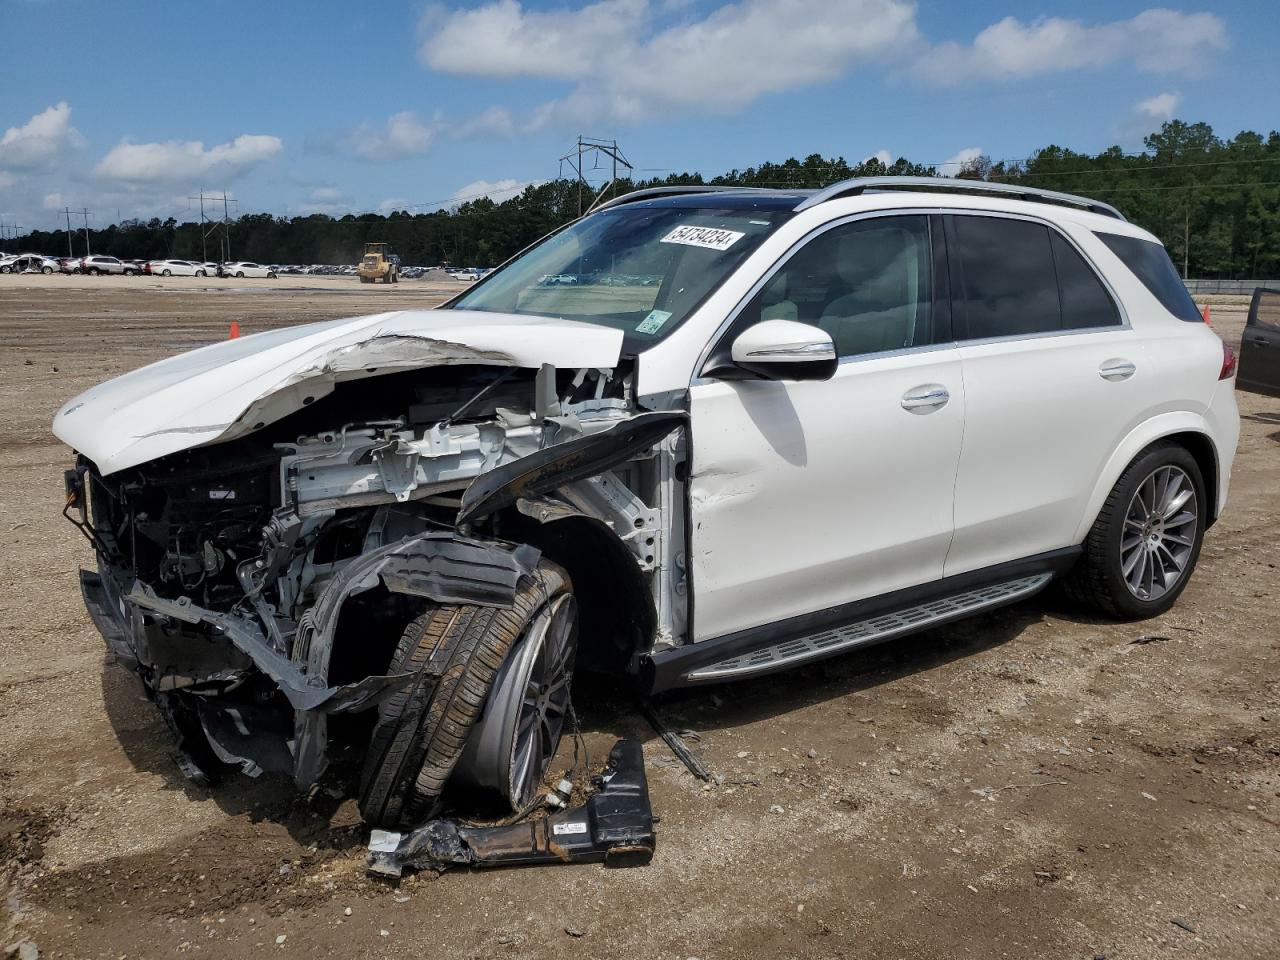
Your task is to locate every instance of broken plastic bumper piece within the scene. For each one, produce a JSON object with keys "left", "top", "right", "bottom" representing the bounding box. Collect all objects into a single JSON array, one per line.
[{"left": 367, "top": 739, "right": 655, "bottom": 877}]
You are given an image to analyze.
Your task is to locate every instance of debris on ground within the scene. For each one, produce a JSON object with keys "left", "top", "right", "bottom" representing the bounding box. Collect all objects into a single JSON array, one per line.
[
  {"left": 638, "top": 701, "right": 712, "bottom": 781},
  {"left": 367, "top": 739, "right": 655, "bottom": 878}
]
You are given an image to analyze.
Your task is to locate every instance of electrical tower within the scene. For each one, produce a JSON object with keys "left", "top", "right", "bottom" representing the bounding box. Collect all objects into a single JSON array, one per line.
[
  {"left": 187, "top": 192, "right": 238, "bottom": 262},
  {"left": 558, "top": 136, "right": 633, "bottom": 216},
  {"left": 0, "top": 220, "right": 16, "bottom": 254}
]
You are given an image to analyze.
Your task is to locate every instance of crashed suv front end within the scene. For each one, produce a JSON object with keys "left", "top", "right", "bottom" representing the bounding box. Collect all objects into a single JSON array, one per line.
[{"left": 56, "top": 310, "right": 688, "bottom": 804}]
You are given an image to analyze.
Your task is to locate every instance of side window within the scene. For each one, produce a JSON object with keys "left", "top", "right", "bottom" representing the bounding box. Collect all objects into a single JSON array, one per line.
[
  {"left": 1050, "top": 232, "right": 1121, "bottom": 329},
  {"left": 1249, "top": 289, "right": 1280, "bottom": 332},
  {"left": 740, "top": 215, "right": 933, "bottom": 358},
  {"left": 950, "top": 216, "right": 1060, "bottom": 339},
  {"left": 1094, "top": 232, "right": 1201, "bottom": 322}
]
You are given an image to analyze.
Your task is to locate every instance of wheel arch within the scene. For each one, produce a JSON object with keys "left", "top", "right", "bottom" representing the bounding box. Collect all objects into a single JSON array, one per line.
[
  {"left": 497, "top": 510, "right": 657, "bottom": 677},
  {"left": 1074, "top": 413, "right": 1222, "bottom": 544}
]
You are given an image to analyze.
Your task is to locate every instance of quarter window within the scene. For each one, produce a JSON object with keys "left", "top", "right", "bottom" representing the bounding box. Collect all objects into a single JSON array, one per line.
[
  {"left": 1094, "top": 231, "right": 1202, "bottom": 323},
  {"left": 739, "top": 215, "right": 933, "bottom": 358}
]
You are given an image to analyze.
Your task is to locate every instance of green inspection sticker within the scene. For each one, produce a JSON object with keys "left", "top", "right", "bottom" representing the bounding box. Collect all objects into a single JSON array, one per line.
[{"left": 636, "top": 309, "right": 673, "bottom": 335}]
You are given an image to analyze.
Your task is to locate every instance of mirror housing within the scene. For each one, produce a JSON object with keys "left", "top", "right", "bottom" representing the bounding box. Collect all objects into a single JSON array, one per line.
[{"left": 728, "top": 319, "right": 838, "bottom": 382}]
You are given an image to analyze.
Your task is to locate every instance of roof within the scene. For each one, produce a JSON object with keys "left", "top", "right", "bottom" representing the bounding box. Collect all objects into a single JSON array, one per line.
[{"left": 596, "top": 177, "right": 1127, "bottom": 223}]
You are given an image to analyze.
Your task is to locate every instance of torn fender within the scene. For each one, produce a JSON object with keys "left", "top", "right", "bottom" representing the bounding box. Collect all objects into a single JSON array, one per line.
[{"left": 457, "top": 410, "right": 687, "bottom": 525}]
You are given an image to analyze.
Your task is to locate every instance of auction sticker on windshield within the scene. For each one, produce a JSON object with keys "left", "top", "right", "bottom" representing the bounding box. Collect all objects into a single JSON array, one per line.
[{"left": 660, "top": 225, "right": 745, "bottom": 251}]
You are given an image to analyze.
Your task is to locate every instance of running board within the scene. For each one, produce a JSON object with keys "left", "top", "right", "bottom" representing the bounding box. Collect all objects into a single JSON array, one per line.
[{"left": 683, "top": 573, "right": 1053, "bottom": 683}]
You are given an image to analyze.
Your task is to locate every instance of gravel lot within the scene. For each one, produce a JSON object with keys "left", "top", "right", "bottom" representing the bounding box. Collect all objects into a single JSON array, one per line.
[{"left": 0, "top": 276, "right": 1276, "bottom": 959}]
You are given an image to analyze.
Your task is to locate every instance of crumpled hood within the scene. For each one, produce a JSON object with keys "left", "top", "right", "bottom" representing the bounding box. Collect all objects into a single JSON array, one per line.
[{"left": 53, "top": 308, "right": 624, "bottom": 475}]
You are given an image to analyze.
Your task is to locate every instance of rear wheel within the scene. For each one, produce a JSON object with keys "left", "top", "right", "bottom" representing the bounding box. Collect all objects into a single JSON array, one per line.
[
  {"left": 1064, "top": 443, "right": 1206, "bottom": 620},
  {"left": 358, "top": 560, "right": 575, "bottom": 826},
  {"left": 196, "top": 269, "right": 206, "bottom": 277},
  {"left": 162, "top": 268, "right": 171, "bottom": 276}
]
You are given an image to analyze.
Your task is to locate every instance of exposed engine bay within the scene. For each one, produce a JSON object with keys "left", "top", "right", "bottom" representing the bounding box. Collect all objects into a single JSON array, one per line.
[{"left": 63, "top": 354, "right": 687, "bottom": 817}]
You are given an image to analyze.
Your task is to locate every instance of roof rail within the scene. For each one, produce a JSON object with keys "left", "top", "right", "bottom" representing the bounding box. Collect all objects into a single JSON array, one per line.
[
  {"left": 793, "top": 176, "right": 1126, "bottom": 221},
  {"left": 591, "top": 185, "right": 777, "bottom": 213}
]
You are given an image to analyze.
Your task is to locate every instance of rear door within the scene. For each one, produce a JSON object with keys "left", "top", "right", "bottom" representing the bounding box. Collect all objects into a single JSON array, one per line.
[
  {"left": 1238, "top": 288, "right": 1280, "bottom": 397},
  {"left": 943, "top": 213, "right": 1149, "bottom": 577}
]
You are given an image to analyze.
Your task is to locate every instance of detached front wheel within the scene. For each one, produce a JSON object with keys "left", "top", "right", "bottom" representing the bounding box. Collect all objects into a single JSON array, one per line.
[{"left": 358, "top": 560, "right": 577, "bottom": 827}]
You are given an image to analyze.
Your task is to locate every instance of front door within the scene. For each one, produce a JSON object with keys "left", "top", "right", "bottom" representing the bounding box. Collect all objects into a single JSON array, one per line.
[
  {"left": 1238, "top": 287, "right": 1280, "bottom": 397},
  {"left": 688, "top": 214, "right": 964, "bottom": 642}
]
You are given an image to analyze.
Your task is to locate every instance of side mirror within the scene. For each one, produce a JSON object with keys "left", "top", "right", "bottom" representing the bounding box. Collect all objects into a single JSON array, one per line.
[{"left": 729, "top": 319, "right": 838, "bottom": 382}]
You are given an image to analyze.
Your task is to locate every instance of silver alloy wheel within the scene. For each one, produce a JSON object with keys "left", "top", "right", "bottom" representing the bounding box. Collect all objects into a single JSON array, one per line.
[
  {"left": 1121, "top": 464, "right": 1198, "bottom": 601},
  {"left": 455, "top": 593, "right": 577, "bottom": 807}
]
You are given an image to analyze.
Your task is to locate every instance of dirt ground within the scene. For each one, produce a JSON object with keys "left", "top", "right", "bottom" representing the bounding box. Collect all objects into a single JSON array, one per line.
[{"left": 0, "top": 275, "right": 1276, "bottom": 959}]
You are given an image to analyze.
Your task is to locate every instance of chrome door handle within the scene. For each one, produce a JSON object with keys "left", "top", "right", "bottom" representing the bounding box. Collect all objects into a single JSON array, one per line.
[
  {"left": 1099, "top": 359, "right": 1136, "bottom": 381},
  {"left": 901, "top": 384, "right": 950, "bottom": 412}
]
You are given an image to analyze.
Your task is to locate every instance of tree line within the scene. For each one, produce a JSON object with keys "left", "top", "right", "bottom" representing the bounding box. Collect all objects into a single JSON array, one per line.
[{"left": 8, "top": 120, "right": 1279, "bottom": 278}]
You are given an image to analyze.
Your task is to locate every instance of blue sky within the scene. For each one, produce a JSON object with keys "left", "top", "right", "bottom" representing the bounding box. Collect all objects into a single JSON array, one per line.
[{"left": 0, "top": 0, "right": 1274, "bottom": 232}]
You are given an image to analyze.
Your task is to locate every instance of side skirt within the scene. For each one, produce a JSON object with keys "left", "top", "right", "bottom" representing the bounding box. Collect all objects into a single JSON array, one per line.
[{"left": 642, "top": 547, "right": 1080, "bottom": 692}]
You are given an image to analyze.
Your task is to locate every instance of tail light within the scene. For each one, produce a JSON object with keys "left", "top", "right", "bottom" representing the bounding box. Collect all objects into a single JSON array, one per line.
[{"left": 1219, "top": 340, "right": 1237, "bottom": 380}]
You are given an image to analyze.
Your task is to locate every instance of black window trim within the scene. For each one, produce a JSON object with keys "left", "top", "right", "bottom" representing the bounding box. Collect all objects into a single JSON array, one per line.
[{"left": 943, "top": 210, "right": 1129, "bottom": 346}]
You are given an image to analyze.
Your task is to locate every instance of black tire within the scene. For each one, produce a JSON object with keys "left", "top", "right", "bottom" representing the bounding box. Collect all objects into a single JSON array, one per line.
[
  {"left": 1063, "top": 442, "right": 1206, "bottom": 620},
  {"left": 0, "top": 266, "right": 10, "bottom": 274},
  {"left": 42, "top": 266, "right": 53, "bottom": 274},
  {"left": 235, "top": 271, "right": 244, "bottom": 278},
  {"left": 162, "top": 269, "right": 171, "bottom": 276},
  {"left": 196, "top": 269, "right": 206, "bottom": 277},
  {"left": 268, "top": 271, "right": 277, "bottom": 278},
  {"left": 359, "top": 560, "right": 572, "bottom": 827}
]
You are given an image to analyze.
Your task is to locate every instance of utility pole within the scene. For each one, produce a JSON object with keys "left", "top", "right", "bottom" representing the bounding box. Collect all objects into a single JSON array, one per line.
[
  {"left": 64, "top": 208, "right": 94, "bottom": 256},
  {"left": 64, "top": 207, "right": 74, "bottom": 257},
  {"left": 0, "top": 220, "right": 16, "bottom": 254},
  {"left": 186, "top": 192, "right": 237, "bottom": 264},
  {"left": 558, "top": 136, "right": 633, "bottom": 217}
]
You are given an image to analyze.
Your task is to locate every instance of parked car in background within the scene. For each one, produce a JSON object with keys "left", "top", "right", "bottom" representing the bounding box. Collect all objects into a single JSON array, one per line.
[
  {"left": 222, "top": 261, "right": 276, "bottom": 278},
  {"left": 203, "top": 262, "right": 222, "bottom": 277},
  {"left": 149, "top": 259, "right": 207, "bottom": 277},
  {"left": 80, "top": 255, "right": 130, "bottom": 276},
  {"left": 58, "top": 257, "right": 82, "bottom": 274},
  {"left": 1237, "top": 287, "right": 1280, "bottom": 397},
  {"left": 3, "top": 253, "right": 60, "bottom": 274}
]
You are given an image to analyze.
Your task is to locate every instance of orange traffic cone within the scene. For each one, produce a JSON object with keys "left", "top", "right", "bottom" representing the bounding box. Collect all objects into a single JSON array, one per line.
[
  {"left": 229, "top": 320, "right": 241, "bottom": 339},
  {"left": 1201, "top": 304, "right": 1212, "bottom": 325}
]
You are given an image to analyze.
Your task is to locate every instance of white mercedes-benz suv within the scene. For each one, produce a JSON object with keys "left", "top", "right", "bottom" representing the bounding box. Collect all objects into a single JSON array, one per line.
[{"left": 54, "top": 178, "right": 1239, "bottom": 827}]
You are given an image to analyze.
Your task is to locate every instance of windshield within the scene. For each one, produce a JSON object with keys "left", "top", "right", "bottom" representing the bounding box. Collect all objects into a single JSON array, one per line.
[{"left": 450, "top": 203, "right": 791, "bottom": 345}]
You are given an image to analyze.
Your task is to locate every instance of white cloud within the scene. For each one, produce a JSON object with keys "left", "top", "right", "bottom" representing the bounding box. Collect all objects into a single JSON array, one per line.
[
  {"left": 0, "top": 102, "right": 83, "bottom": 170},
  {"left": 42, "top": 192, "right": 65, "bottom": 210},
  {"left": 376, "top": 197, "right": 413, "bottom": 215},
  {"left": 917, "top": 10, "right": 1227, "bottom": 86},
  {"left": 450, "top": 178, "right": 536, "bottom": 206},
  {"left": 420, "top": 0, "right": 648, "bottom": 79},
  {"left": 1136, "top": 91, "right": 1180, "bottom": 120},
  {"left": 423, "top": 0, "right": 919, "bottom": 126},
  {"left": 863, "top": 149, "right": 892, "bottom": 167},
  {"left": 294, "top": 186, "right": 354, "bottom": 216},
  {"left": 94, "top": 134, "right": 283, "bottom": 183},
  {"left": 939, "top": 147, "right": 983, "bottom": 173},
  {"left": 345, "top": 112, "right": 435, "bottom": 160}
]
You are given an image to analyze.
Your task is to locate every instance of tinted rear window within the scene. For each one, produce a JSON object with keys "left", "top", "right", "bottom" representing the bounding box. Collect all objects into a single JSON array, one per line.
[{"left": 1095, "top": 232, "right": 1201, "bottom": 322}]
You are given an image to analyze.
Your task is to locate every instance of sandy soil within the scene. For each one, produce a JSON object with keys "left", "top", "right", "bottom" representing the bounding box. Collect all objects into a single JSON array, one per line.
[{"left": 0, "top": 279, "right": 1276, "bottom": 959}]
